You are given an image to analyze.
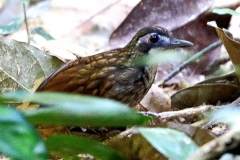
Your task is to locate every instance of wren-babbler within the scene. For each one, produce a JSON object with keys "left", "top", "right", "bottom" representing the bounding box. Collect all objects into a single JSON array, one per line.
[{"left": 37, "top": 26, "right": 193, "bottom": 107}]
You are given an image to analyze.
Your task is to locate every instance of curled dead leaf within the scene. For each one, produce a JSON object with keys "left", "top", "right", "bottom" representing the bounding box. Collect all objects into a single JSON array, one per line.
[
  {"left": 171, "top": 84, "right": 240, "bottom": 110},
  {"left": 208, "top": 21, "right": 240, "bottom": 81}
]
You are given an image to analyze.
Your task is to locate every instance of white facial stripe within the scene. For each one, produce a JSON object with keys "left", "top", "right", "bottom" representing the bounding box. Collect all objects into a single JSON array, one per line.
[
  {"left": 159, "top": 35, "right": 170, "bottom": 44},
  {"left": 148, "top": 47, "right": 165, "bottom": 55}
]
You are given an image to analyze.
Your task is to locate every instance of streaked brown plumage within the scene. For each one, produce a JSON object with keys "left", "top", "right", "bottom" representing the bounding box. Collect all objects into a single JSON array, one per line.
[{"left": 37, "top": 26, "right": 193, "bottom": 107}]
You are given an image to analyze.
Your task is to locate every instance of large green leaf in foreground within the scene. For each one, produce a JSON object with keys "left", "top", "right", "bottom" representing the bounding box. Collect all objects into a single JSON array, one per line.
[
  {"left": 139, "top": 128, "right": 198, "bottom": 160},
  {"left": 46, "top": 135, "right": 127, "bottom": 160},
  {"left": 2, "top": 91, "right": 150, "bottom": 127},
  {"left": 0, "top": 105, "right": 47, "bottom": 160}
]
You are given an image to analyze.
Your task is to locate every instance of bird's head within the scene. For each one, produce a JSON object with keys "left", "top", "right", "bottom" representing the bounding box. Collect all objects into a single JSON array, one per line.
[
  {"left": 125, "top": 26, "right": 193, "bottom": 53},
  {"left": 124, "top": 26, "right": 193, "bottom": 66}
]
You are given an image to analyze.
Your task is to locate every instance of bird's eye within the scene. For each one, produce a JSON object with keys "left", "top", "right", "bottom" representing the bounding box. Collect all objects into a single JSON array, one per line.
[{"left": 149, "top": 34, "right": 159, "bottom": 44}]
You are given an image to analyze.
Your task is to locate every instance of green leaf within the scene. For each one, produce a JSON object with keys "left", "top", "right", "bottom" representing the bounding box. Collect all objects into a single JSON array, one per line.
[
  {"left": 0, "top": 105, "right": 47, "bottom": 160},
  {"left": 0, "top": 19, "right": 22, "bottom": 35},
  {"left": 139, "top": 128, "right": 198, "bottom": 160},
  {"left": 211, "top": 107, "right": 240, "bottom": 129},
  {"left": 19, "top": 0, "right": 29, "bottom": 3},
  {"left": 3, "top": 91, "right": 150, "bottom": 127},
  {"left": 133, "top": 50, "right": 185, "bottom": 67},
  {"left": 213, "top": 8, "right": 240, "bottom": 16},
  {"left": 46, "top": 135, "right": 127, "bottom": 160},
  {"left": 31, "top": 27, "right": 55, "bottom": 40},
  {"left": 0, "top": 38, "right": 63, "bottom": 92}
]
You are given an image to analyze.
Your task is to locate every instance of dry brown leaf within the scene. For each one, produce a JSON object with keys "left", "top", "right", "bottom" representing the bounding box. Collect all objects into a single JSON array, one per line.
[
  {"left": 140, "top": 84, "right": 171, "bottom": 113},
  {"left": 41, "top": 40, "right": 95, "bottom": 62},
  {"left": 171, "top": 84, "right": 240, "bottom": 110},
  {"left": 37, "top": 125, "right": 69, "bottom": 139},
  {"left": 208, "top": 21, "right": 240, "bottom": 81}
]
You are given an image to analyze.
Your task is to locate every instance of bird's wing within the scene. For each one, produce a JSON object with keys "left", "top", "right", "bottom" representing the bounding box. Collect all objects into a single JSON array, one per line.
[
  {"left": 37, "top": 58, "right": 147, "bottom": 98},
  {"left": 37, "top": 49, "right": 119, "bottom": 92},
  {"left": 101, "top": 67, "right": 149, "bottom": 105},
  {"left": 37, "top": 57, "right": 112, "bottom": 93}
]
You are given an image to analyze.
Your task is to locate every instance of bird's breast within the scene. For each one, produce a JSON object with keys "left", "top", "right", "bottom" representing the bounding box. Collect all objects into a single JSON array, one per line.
[{"left": 142, "top": 65, "right": 157, "bottom": 87}]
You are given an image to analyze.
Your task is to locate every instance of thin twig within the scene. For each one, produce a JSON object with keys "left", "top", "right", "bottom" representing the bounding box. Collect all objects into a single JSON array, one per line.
[
  {"left": 203, "top": 97, "right": 240, "bottom": 129},
  {"left": 23, "top": 3, "right": 30, "bottom": 44},
  {"left": 187, "top": 128, "right": 240, "bottom": 160},
  {"left": 140, "top": 104, "right": 226, "bottom": 122},
  {"left": 156, "top": 40, "right": 222, "bottom": 85}
]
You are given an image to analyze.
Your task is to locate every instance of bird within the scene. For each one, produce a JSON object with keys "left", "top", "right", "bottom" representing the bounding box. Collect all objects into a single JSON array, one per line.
[{"left": 36, "top": 26, "right": 193, "bottom": 107}]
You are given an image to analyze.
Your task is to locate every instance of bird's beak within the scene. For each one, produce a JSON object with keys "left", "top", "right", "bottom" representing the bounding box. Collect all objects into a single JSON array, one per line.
[{"left": 169, "top": 38, "right": 193, "bottom": 48}]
